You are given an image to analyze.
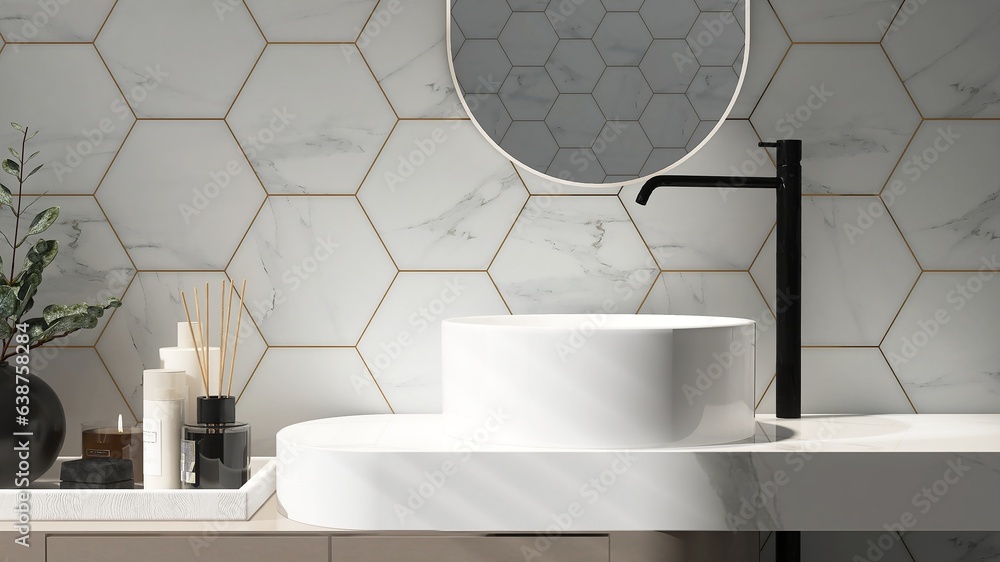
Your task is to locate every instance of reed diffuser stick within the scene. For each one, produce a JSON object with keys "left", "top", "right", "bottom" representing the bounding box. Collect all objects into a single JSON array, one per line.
[
  {"left": 181, "top": 291, "right": 210, "bottom": 395},
  {"left": 227, "top": 279, "right": 247, "bottom": 397},
  {"left": 204, "top": 282, "right": 210, "bottom": 394},
  {"left": 192, "top": 286, "right": 210, "bottom": 392},
  {"left": 221, "top": 280, "right": 234, "bottom": 396},
  {"left": 218, "top": 282, "right": 226, "bottom": 397}
]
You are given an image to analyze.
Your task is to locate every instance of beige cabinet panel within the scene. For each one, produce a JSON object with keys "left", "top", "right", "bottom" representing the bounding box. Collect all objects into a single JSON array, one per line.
[
  {"left": 47, "top": 535, "right": 327, "bottom": 562},
  {"left": 331, "top": 535, "right": 608, "bottom": 562}
]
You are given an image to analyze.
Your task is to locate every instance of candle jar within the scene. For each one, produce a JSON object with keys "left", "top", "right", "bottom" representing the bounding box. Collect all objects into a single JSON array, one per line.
[
  {"left": 81, "top": 419, "right": 143, "bottom": 483},
  {"left": 181, "top": 396, "right": 249, "bottom": 489}
]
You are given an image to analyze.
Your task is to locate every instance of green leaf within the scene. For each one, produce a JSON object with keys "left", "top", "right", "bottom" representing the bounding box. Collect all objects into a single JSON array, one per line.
[
  {"left": 8, "top": 147, "right": 19, "bottom": 159},
  {"left": 0, "top": 322, "right": 12, "bottom": 340},
  {"left": 27, "top": 131, "right": 37, "bottom": 140},
  {"left": 25, "top": 164, "right": 42, "bottom": 181},
  {"left": 26, "top": 151, "right": 39, "bottom": 162},
  {"left": 25, "top": 313, "right": 99, "bottom": 346},
  {"left": 2, "top": 159, "right": 18, "bottom": 177},
  {"left": 0, "top": 185, "right": 11, "bottom": 207},
  {"left": 11, "top": 123, "right": 23, "bottom": 132},
  {"left": 22, "top": 240, "right": 58, "bottom": 269},
  {"left": 27, "top": 207, "right": 58, "bottom": 236},
  {"left": 0, "top": 286, "right": 15, "bottom": 319}
]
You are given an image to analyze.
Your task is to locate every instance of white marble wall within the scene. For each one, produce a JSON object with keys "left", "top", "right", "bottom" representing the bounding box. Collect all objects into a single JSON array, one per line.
[{"left": 0, "top": 0, "right": 995, "bottom": 491}]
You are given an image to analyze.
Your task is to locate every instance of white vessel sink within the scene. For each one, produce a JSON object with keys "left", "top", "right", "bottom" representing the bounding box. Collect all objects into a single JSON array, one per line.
[{"left": 442, "top": 314, "right": 756, "bottom": 448}]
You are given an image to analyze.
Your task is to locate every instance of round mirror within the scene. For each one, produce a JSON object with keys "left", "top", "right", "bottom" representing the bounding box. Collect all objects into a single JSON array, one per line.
[{"left": 448, "top": 0, "right": 748, "bottom": 186}]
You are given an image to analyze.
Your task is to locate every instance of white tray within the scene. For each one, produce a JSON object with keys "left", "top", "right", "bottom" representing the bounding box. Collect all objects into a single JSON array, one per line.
[{"left": 0, "top": 457, "right": 275, "bottom": 521}]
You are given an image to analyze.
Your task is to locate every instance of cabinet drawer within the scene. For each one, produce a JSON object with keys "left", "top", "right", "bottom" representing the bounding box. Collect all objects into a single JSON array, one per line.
[
  {"left": 47, "top": 535, "right": 327, "bottom": 562},
  {"left": 331, "top": 535, "right": 609, "bottom": 562}
]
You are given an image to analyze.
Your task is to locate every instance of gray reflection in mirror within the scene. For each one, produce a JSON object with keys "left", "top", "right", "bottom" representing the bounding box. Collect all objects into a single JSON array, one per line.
[{"left": 449, "top": 0, "right": 748, "bottom": 185}]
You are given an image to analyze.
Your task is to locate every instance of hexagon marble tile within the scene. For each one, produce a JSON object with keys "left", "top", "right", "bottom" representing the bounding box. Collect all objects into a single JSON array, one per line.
[
  {"left": 96, "top": 0, "right": 265, "bottom": 118},
  {"left": 639, "top": 272, "right": 776, "bottom": 405},
  {"left": 0, "top": 45, "right": 132, "bottom": 195},
  {"left": 729, "top": 0, "right": 789, "bottom": 119},
  {"left": 902, "top": 532, "right": 1000, "bottom": 562},
  {"left": 360, "top": 0, "right": 465, "bottom": 118},
  {"left": 882, "top": 0, "right": 1000, "bottom": 118},
  {"left": 768, "top": 0, "right": 901, "bottom": 42},
  {"left": 358, "top": 272, "right": 509, "bottom": 413},
  {"left": 752, "top": 45, "right": 920, "bottom": 194},
  {"left": 97, "top": 120, "right": 266, "bottom": 270},
  {"left": 756, "top": 348, "right": 914, "bottom": 415},
  {"left": 885, "top": 121, "right": 1000, "bottom": 270},
  {"left": 515, "top": 163, "right": 621, "bottom": 195},
  {"left": 490, "top": 195, "right": 657, "bottom": 314},
  {"left": 96, "top": 272, "right": 268, "bottom": 419},
  {"left": 883, "top": 272, "right": 1000, "bottom": 413},
  {"left": 753, "top": 197, "right": 919, "bottom": 346},
  {"left": 620, "top": 120, "right": 775, "bottom": 270},
  {"left": 228, "top": 44, "right": 396, "bottom": 195},
  {"left": 0, "top": 196, "right": 134, "bottom": 346},
  {"left": 358, "top": 120, "right": 527, "bottom": 270},
  {"left": 0, "top": 0, "right": 115, "bottom": 41},
  {"left": 237, "top": 348, "right": 391, "bottom": 456},
  {"left": 227, "top": 196, "right": 396, "bottom": 346},
  {"left": 243, "top": 0, "right": 376, "bottom": 42},
  {"left": 30, "top": 348, "right": 132, "bottom": 456}
]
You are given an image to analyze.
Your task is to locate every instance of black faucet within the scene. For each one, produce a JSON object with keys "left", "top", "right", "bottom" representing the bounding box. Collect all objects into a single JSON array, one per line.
[
  {"left": 637, "top": 140, "right": 803, "bottom": 562},
  {"left": 636, "top": 139, "right": 803, "bottom": 420}
]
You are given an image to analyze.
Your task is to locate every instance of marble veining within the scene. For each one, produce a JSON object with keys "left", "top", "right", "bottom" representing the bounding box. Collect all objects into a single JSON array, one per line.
[
  {"left": 0, "top": 0, "right": 115, "bottom": 42},
  {"left": 768, "top": 0, "right": 900, "bottom": 42},
  {"left": 358, "top": 272, "right": 508, "bottom": 413},
  {"left": 227, "top": 45, "right": 397, "bottom": 194},
  {"left": 490, "top": 196, "right": 657, "bottom": 313},
  {"left": 361, "top": 0, "right": 465, "bottom": 118},
  {"left": 243, "top": 0, "right": 377, "bottom": 42},
  {"left": 358, "top": 121, "right": 527, "bottom": 270},
  {"left": 226, "top": 197, "right": 396, "bottom": 346},
  {"left": 96, "top": 0, "right": 264, "bottom": 118}
]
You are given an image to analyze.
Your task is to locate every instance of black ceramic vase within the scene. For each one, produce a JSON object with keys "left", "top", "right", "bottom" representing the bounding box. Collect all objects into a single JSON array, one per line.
[{"left": 0, "top": 361, "right": 66, "bottom": 486}]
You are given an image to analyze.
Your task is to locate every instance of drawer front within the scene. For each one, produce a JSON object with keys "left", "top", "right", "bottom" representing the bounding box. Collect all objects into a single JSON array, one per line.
[
  {"left": 47, "top": 535, "right": 327, "bottom": 562},
  {"left": 331, "top": 535, "right": 609, "bottom": 562}
]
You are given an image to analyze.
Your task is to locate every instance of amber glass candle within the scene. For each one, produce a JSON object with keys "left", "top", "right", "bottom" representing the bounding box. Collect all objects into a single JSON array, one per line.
[{"left": 81, "top": 416, "right": 143, "bottom": 483}]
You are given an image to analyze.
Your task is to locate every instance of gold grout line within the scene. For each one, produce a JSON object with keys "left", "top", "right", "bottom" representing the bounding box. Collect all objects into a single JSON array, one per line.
[
  {"left": 94, "top": 346, "right": 139, "bottom": 422},
  {"left": 354, "top": 270, "right": 399, "bottom": 348},
  {"left": 879, "top": 271, "right": 922, "bottom": 349},
  {"left": 234, "top": 348, "right": 268, "bottom": 403},
  {"left": 485, "top": 187, "right": 529, "bottom": 271},
  {"left": 879, "top": 346, "right": 919, "bottom": 414},
  {"left": 485, "top": 269, "right": 513, "bottom": 315},
  {"left": 356, "top": 348, "right": 397, "bottom": 415},
  {"left": 357, "top": 44, "right": 400, "bottom": 121},
  {"left": 879, "top": 1, "right": 906, "bottom": 44},
  {"left": 660, "top": 269, "right": 751, "bottom": 273},
  {"left": 240, "top": 0, "right": 267, "bottom": 42},
  {"left": 264, "top": 41, "right": 357, "bottom": 45},
  {"left": 222, "top": 269, "right": 273, "bottom": 354},
  {"left": 748, "top": 269, "right": 777, "bottom": 321},
  {"left": 224, "top": 117, "right": 270, "bottom": 196},
  {"left": 616, "top": 191, "right": 662, "bottom": 269},
  {"left": 94, "top": 0, "right": 120, "bottom": 42},
  {"left": 793, "top": 41, "right": 881, "bottom": 45},
  {"left": 802, "top": 345, "right": 882, "bottom": 349},
  {"left": 92, "top": 42, "right": 138, "bottom": 121},
  {"left": 748, "top": 38, "right": 791, "bottom": 123},
  {"left": 879, "top": 123, "right": 922, "bottom": 196},
  {"left": 747, "top": 120, "right": 777, "bottom": 167},
  {"left": 264, "top": 345, "right": 359, "bottom": 349},
  {"left": 91, "top": 270, "right": 137, "bottom": 345},
  {"left": 897, "top": 530, "right": 920, "bottom": 562},
  {"left": 881, "top": 42, "right": 924, "bottom": 120},
  {"left": 224, "top": 42, "right": 267, "bottom": 121},
  {"left": 398, "top": 117, "right": 472, "bottom": 121},
  {"left": 765, "top": 0, "right": 792, "bottom": 43},
  {"left": 634, "top": 271, "right": 660, "bottom": 313},
  {"left": 749, "top": 222, "right": 776, "bottom": 272},
  {"left": 755, "top": 373, "right": 776, "bottom": 410},
  {"left": 923, "top": 117, "right": 1000, "bottom": 121},
  {"left": 355, "top": 193, "right": 401, "bottom": 271},
  {"left": 354, "top": 3, "right": 380, "bottom": 44},
  {"left": 353, "top": 119, "right": 398, "bottom": 196},
  {"left": 222, "top": 196, "right": 268, "bottom": 273},
  {"left": 883, "top": 191, "right": 925, "bottom": 269}
]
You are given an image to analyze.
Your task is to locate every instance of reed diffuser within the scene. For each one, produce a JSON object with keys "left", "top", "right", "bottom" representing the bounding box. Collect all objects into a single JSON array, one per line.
[{"left": 179, "top": 280, "right": 250, "bottom": 489}]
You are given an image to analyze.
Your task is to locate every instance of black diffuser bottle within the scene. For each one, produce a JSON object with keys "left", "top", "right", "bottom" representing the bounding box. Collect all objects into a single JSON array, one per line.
[{"left": 181, "top": 396, "right": 250, "bottom": 489}]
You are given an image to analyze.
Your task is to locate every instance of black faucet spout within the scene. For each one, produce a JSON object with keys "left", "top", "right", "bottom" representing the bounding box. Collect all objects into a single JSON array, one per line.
[{"left": 636, "top": 140, "right": 803, "bottom": 420}]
